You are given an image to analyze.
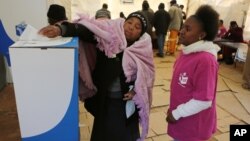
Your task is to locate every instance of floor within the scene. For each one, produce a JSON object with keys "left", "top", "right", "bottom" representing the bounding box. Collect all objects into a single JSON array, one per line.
[{"left": 0, "top": 50, "right": 250, "bottom": 141}]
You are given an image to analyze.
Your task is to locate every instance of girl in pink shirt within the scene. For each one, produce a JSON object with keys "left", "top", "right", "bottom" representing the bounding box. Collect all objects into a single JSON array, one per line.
[
  {"left": 217, "top": 19, "right": 227, "bottom": 38},
  {"left": 166, "top": 5, "right": 220, "bottom": 141}
]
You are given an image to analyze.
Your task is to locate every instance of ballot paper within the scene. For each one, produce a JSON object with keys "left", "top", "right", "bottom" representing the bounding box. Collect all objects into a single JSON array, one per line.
[
  {"left": 13, "top": 24, "right": 72, "bottom": 47},
  {"left": 126, "top": 85, "right": 136, "bottom": 118},
  {"left": 126, "top": 100, "right": 136, "bottom": 118},
  {"left": 19, "top": 24, "right": 50, "bottom": 41}
]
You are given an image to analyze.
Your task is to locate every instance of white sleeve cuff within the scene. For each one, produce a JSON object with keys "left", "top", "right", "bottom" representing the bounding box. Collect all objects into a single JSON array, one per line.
[
  {"left": 172, "top": 108, "right": 182, "bottom": 120},
  {"left": 172, "top": 99, "right": 212, "bottom": 120}
]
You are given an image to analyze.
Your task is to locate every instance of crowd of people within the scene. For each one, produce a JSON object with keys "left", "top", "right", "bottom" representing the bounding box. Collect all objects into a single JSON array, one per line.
[{"left": 37, "top": 1, "right": 250, "bottom": 141}]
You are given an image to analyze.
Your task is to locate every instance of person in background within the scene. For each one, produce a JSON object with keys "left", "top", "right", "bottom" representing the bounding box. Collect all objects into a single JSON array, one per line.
[
  {"left": 222, "top": 21, "right": 244, "bottom": 64},
  {"left": 217, "top": 19, "right": 227, "bottom": 38},
  {"left": 153, "top": 3, "right": 171, "bottom": 57},
  {"left": 142, "top": 0, "right": 154, "bottom": 13},
  {"left": 39, "top": 11, "right": 155, "bottom": 141},
  {"left": 166, "top": 5, "right": 220, "bottom": 141},
  {"left": 140, "top": 0, "right": 154, "bottom": 38},
  {"left": 47, "top": 4, "right": 67, "bottom": 25},
  {"left": 179, "top": 5, "right": 186, "bottom": 21},
  {"left": 120, "top": 12, "right": 126, "bottom": 19},
  {"left": 167, "top": 0, "right": 183, "bottom": 55},
  {"left": 95, "top": 3, "right": 111, "bottom": 19},
  {"left": 222, "top": 21, "right": 243, "bottom": 42},
  {"left": 216, "top": 19, "right": 227, "bottom": 61},
  {"left": 179, "top": 4, "right": 186, "bottom": 28},
  {"left": 242, "top": 40, "right": 250, "bottom": 90}
]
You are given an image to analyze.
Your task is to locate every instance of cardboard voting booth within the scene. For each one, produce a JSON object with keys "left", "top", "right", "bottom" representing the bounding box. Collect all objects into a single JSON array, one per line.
[{"left": 9, "top": 36, "right": 79, "bottom": 141}]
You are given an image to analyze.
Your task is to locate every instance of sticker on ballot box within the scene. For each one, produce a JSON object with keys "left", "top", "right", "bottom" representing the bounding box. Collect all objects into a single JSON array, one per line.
[{"left": 16, "top": 22, "right": 27, "bottom": 36}]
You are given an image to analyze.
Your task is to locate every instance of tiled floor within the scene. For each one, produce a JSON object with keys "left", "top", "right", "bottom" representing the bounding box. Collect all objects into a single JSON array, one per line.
[{"left": 1, "top": 50, "right": 250, "bottom": 141}]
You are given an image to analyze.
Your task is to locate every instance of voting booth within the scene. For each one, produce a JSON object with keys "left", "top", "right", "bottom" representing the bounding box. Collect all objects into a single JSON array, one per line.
[{"left": 9, "top": 37, "right": 79, "bottom": 141}]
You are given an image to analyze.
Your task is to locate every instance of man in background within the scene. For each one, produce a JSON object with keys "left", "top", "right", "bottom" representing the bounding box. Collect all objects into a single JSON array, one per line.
[
  {"left": 222, "top": 21, "right": 244, "bottom": 64},
  {"left": 95, "top": 3, "right": 111, "bottom": 19},
  {"left": 141, "top": 1, "right": 154, "bottom": 38},
  {"left": 223, "top": 21, "right": 243, "bottom": 42},
  {"left": 179, "top": 5, "right": 186, "bottom": 21},
  {"left": 179, "top": 4, "right": 186, "bottom": 28},
  {"left": 167, "top": 0, "right": 182, "bottom": 55},
  {"left": 154, "top": 3, "right": 171, "bottom": 57},
  {"left": 47, "top": 4, "right": 67, "bottom": 25},
  {"left": 142, "top": 0, "right": 154, "bottom": 13}
]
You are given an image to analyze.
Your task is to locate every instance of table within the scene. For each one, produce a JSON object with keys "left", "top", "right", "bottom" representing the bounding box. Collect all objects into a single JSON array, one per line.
[
  {"left": 218, "top": 42, "right": 247, "bottom": 50},
  {"left": 216, "top": 41, "right": 248, "bottom": 66},
  {"left": 213, "top": 38, "right": 231, "bottom": 43},
  {"left": 218, "top": 42, "right": 248, "bottom": 61}
]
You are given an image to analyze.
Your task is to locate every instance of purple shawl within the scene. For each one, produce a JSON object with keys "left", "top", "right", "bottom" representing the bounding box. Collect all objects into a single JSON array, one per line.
[
  {"left": 76, "top": 14, "right": 155, "bottom": 141},
  {"left": 78, "top": 41, "right": 97, "bottom": 101}
]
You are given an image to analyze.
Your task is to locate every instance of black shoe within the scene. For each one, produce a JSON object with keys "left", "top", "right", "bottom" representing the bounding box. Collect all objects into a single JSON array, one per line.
[{"left": 156, "top": 53, "right": 164, "bottom": 58}]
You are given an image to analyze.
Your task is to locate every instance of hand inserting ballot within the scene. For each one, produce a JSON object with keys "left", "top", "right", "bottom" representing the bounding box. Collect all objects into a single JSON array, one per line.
[{"left": 38, "top": 25, "right": 61, "bottom": 38}]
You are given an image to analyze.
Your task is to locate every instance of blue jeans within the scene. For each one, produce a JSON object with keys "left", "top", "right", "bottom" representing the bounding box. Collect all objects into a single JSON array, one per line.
[{"left": 157, "top": 34, "right": 166, "bottom": 55}]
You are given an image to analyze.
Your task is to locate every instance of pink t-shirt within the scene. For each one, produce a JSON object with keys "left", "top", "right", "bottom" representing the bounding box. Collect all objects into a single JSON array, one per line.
[
  {"left": 217, "top": 26, "right": 227, "bottom": 38},
  {"left": 168, "top": 51, "right": 218, "bottom": 141}
]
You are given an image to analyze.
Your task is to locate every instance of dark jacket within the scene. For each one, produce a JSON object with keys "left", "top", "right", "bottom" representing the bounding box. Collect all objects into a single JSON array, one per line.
[
  {"left": 141, "top": 10, "right": 154, "bottom": 37},
  {"left": 60, "top": 22, "right": 138, "bottom": 141},
  {"left": 153, "top": 9, "right": 171, "bottom": 35},
  {"left": 60, "top": 21, "right": 132, "bottom": 109},
  {"left": 223, "top": 27, "right": 244, "bottom": 42}
]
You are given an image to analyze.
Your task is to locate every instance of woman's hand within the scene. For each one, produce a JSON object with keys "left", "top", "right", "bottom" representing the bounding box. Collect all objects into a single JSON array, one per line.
[
  {"left": 38, "top": 25, "right": 61, "bottom": 38},
  {"left": 123, "top": 89, "right": 136, "bottom": 101}
]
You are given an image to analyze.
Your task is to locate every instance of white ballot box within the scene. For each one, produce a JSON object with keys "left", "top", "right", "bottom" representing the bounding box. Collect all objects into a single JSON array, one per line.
[{"left": 9, "top": 37, "right": 79, "bottom": 141}]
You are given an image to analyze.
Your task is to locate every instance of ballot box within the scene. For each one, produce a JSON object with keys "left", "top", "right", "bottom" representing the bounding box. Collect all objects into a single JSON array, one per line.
[{"left": 9, "top": 37, "right": 79, "bottom": 141}]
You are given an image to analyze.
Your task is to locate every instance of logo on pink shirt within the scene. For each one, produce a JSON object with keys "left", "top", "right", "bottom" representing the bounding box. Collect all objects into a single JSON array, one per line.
[{"left": 178, "top": 72, "right": 188, "bottom": 87}]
